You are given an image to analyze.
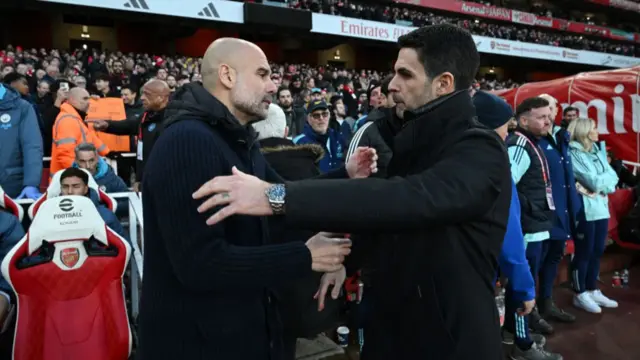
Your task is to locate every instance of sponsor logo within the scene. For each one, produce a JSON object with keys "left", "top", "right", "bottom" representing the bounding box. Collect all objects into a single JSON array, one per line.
[
  {"left": 0, "top": 114, "right": 10, "bottom": 123},
  {"left": 198, "top": 2, "right": 220, "bottom": 18},
  {"left": 60, "top": 248, "right": 80, "bottom": 268},
  {"left": 58, "top": 198, "right": 74, "bottom": 212},
  {"left": 123, "top": 0, "right": 148, "bottom": 10}
]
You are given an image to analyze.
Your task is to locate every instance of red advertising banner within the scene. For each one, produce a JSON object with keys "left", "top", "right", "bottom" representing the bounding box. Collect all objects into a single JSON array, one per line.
[
  {"left": 494, "top": 66, "right": 640, "bottom": 163},
  {"left": 396, "top": 0, "right": 640, "bottom": 43}
]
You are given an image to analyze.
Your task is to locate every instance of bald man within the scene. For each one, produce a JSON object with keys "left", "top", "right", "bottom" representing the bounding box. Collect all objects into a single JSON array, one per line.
[
  {"left": 50, "top": 87, "right": 109, "bottom": 175},
  {"left": 137, "top": 38, "right": 353, "bottom": 360},
  {"left": 90, "top": 79, "right": 170, "bottom": 188}
]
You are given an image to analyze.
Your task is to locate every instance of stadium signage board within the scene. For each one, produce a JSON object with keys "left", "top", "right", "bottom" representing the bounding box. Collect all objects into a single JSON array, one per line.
[
  {"left": 310, "top": 13, "right": 640, "bottom": 69},
  {"left": 37, "top": 0, "right": 245, "bottom": 24}
]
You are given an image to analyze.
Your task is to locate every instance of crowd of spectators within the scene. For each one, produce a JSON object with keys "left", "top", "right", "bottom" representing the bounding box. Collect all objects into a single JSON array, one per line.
[
  {"left": 0, "top": 46, "right": 518, "bottom": 124},
  {"left": 287, "top": 0, "right": 639, "bottom": 57}
]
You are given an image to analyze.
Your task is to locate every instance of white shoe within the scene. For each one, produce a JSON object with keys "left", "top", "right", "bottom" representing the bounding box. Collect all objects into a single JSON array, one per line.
[
  {"left": 573, "top": 292, "right": 602, "bottom": 313},
  {"left": 589, "top": 290, "right": 618, "bottom": 308}
]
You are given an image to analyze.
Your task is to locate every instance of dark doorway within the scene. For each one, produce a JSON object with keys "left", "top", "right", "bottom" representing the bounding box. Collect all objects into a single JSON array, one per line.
[
  {"left": 69, "top": 39, "right": 102, "bottom": 52},
  {"left": 328, "top": 60, "right": 346, "bottom": 69}
]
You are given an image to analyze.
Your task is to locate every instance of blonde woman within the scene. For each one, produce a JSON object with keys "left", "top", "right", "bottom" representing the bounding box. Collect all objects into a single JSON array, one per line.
[{"left": 567, "top": 118, "right": 619, "bottom": 313}]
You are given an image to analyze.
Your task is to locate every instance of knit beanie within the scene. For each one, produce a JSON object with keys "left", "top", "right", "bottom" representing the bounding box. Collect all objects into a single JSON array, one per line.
[{"left": 472, "top": 91, "right": 513, "bottom": 129}]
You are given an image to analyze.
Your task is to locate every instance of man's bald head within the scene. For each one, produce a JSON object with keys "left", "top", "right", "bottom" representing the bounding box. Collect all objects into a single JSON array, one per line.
[
  {"left": 68, "top": 87, "right": 90, "bottom": 113},
  {"left": 143, "top": 79, "right": 170, "bottom": 96},
  {"left": 538, "top": 93, "right": 558, "bottom": 120},
  {"left": 201, "top": 38, "right": 277, "bottom": 124},
  {"left": 140, "top": 79, "right": 170, "bottom": 111}
]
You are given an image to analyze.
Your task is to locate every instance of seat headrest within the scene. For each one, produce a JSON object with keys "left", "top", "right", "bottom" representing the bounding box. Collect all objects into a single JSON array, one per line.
[
  {"left": 0, "top": 186, "right": 23, "bottom": 221},
  {"left": 47, "top": 168, "right": 101, "bottom": 198},
  {"left": 28, "top": 195, "right": 108, "bottom": 255}
]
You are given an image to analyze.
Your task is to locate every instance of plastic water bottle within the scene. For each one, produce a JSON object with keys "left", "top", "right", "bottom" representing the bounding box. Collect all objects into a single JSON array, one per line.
[{"left": 495, "top": 288, "right": 506, "bottom": 327}]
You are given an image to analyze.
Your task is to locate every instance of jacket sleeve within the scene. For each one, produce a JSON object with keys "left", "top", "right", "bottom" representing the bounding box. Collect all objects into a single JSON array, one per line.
[
  {"left": 98, "top": 206, "right": 131, "bottom": 246},
  {"left": 105, "top": 117, "right": 141, "bottom": 136},
  {"left": 571, "top": 149, "right": 619, "bottom": 194},
  {"left": 19, "top": 102, "right": 44, "bottom": 188},
  {"left": 499, "top": 188, "right": 535, "bottom": 302},
  {"left": 283, "top": 131, "right": 509, "bottom": 232},
  {"left": 106, "top": 168, "right": 130, "bottom": 193},
  {"left": 345, "top": 122, "right": 373, "bottom": 161},
  {"left": 146, "top": 123, "right": 313, "bottom": 293},
  {"left": 0, "top": 212, "right": 25, "bottom": 293}
]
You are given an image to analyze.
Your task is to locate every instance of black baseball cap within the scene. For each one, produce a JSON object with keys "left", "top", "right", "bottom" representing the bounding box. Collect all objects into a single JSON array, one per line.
[{"left": 307, "top": 100, "right": 329, "bottom": 113}]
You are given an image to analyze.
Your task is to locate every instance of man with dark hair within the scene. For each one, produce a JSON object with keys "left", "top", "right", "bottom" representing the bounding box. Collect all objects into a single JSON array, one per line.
[
  {"left": 561, "top": 106, "right": 578, "bottom": 129},
  {"left": 507, "top": 97, "right": 557, "bottom": 338},
  {"left": 3, "top": 72, "right": 45, "bottom": 139},
  {"left": 59, "top": 167, "right": 128, "bottom": 241},
  {"left": 193, "top": 24, "right": 512, "bottom": 360},
  {"left": 276, "top": 86, "right": 305, "bottom": 137}
]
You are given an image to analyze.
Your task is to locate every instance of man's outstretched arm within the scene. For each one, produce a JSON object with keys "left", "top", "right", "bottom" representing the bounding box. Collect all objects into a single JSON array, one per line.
[{"left": 194, "top": 131, "right": 510, "bottom": 233}]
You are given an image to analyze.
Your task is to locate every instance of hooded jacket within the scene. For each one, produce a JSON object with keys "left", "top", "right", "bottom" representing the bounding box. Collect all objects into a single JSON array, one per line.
[
  {"left": 0, "top": 85, "right": 43, "bottom": 198},
  {"left": 138, "top": 83, "right": 313, "bottom": 360}
]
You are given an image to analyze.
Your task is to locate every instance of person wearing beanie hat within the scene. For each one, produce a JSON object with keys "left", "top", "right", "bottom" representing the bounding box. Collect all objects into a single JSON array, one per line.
[{"left": 474, "top": 91, "right": 563, "bottom": 360}]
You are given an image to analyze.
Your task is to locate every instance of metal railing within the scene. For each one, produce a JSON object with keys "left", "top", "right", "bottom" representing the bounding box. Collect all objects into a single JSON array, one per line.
[{"left": 16, "top": 192, "right": 144, "bottom": 319}]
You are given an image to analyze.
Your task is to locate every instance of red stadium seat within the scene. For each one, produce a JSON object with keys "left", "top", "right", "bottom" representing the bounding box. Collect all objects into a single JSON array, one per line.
[
  {"left": 0, "top": 186, "right": 24, "bottom": 222},
  {"left": 1, "top": 195, "right": 132, "bottom": 360},
  {"left": 28, "top": 169, "right": 117, "bottom": 220}
]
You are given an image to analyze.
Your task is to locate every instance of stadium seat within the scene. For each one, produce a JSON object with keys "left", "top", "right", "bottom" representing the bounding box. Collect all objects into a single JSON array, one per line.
[
  {"left": 0, "top": 186, "right": 24, "bottom": 221},
  {"left": 28, "top": 169, "right": 117, "bottom": 220},
  {"left": 0, "top": 195, "right": 132, "bottom": 360}
]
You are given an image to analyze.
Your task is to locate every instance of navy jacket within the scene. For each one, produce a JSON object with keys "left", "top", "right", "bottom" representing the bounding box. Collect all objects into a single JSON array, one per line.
[
  {"left": 138, "top": 83, "right": 312, "bottom": 360},
  {"left": 0, "top": 210, "right": 25, "bottom": 295},
  {"left": 539, "top": 126, "right": 582, "bottom": 241},
  {"left": 293, "top": 123, "right": 346, "bottom": 173},
  {"left": 0, "top": 85, "right": 43, "bottom": 198},
  {"left": 74, "top": 158, "right": 129, "bottom": 216}
]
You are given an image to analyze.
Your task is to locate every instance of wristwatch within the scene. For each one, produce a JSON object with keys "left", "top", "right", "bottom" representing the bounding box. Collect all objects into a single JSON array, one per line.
[{"left": 265, "top": 184, "right": 286, "bottom": 215}]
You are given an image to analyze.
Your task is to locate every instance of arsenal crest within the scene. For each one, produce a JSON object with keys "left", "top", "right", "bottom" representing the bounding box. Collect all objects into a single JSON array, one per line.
[{"left": 60, "top": 248, "right": 80, "bottom": 268}]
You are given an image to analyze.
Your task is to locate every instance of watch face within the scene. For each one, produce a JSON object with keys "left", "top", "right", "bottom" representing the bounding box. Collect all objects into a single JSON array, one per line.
[{"left": 267, "top": 184, "right": 285, "bottom": 203}]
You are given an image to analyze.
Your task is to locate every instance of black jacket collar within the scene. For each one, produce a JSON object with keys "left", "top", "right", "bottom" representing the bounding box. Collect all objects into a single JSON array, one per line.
[
  {"left": 394, "top": 90, "right": 476, "bottom": 157},
  {"left": 163, "top": 82, "right": 257, "bottom": 147}
]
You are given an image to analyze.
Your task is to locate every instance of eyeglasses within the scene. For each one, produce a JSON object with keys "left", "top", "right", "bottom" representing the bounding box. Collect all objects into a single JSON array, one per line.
[{"left": 311, "top": 111, "right": 330, "bottom": 120}]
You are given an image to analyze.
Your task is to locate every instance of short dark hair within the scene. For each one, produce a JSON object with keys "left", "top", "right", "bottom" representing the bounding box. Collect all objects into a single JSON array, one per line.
[
  {"left": 515, "top": 97, "right": 550, "bottom": 119},
  {"left": 381, "top": 75, "right": 394, "bottom": 96},
  {"left": 276, "top": 86, "right": 291, "bottom": 98},
  {"left": 94, "top": 73, "right": 110, "bottom": 83},
  {"left": 60, "top": 167, "right": 89, "bottom": 185},
  {"left": 397, "top": 24, "right": 479, "bottom": 91},
  {"left": 563, "top": 106, "right": 578, "bottom": 115},
  {"left": 120, "top": 84, "right": 137, "bottom": 94},
  {"left": 2, "top": 72, "right": 26, "bottom": 85}
]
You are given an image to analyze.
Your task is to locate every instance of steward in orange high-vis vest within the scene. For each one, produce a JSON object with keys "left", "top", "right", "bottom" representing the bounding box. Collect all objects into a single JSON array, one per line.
[{"left": 51, "top": 94, "right": 109, "bottom": 177}]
